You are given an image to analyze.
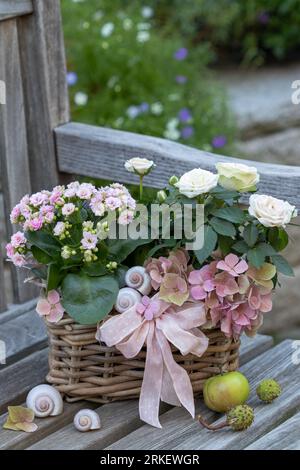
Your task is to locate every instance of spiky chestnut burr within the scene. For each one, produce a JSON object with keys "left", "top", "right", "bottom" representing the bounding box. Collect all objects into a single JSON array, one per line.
[
  {"left": 198, "top": 404, "right": 254, "bottom": 432},
  {"left": 256, "top": 379, "right": 281, "bottom": 403}
]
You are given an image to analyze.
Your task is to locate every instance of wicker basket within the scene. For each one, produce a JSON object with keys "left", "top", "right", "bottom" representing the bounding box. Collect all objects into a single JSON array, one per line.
[{"left": 46, "top": 313, "right": 240, "bottom": 403}]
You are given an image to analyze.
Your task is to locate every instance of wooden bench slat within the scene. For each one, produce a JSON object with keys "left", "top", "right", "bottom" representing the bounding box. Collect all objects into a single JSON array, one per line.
[
  {"left": 23, "top": 334, "right": 272, "bottom": 450},
  {"left": 107, "top": 340, "right": 296, "bottom": 450},
  {"left": 246, "top": 412, "right": 300, "bottom": 450},
  {"left": 0, "top": 401, "right": 94, "bottom": 450},
  {"left": 0, "top": 1, "right": 32, "bottom": 21},
  {"left": 0, "top": 18, "right": 36, "bottom": 303},
  {"left": 0, "top": 348, "right": 48, "bottom": 414},
  {"left": 0, "top": 298, "right": 37, "bottom": 325},
  {"left": 55, "top": 122, "right": 300, "bottom": 210},
  {"left": 0, "top": 309, "right": 46, "bottom": 365},
  {"left": 0, "top": 246, "right": 6, "bottom": 312}
]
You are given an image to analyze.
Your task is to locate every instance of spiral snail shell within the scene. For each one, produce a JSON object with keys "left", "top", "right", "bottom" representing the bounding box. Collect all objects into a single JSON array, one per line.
[
  {"left": 74, "top": 409, "right": 101, "bottom": 432},
  {"left": 115, "top": 287, "right": 142, "bottom": 313},
  {"left": 125, "top": 266, "right": 152, "bottom": 295},
  {"left": 26, "top": 384, "right": 63, "bottom": 417}
]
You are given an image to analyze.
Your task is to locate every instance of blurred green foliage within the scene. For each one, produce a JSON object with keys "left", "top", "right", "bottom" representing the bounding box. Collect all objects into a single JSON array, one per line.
[
  {"left": 152, "top": 0, "right": 300, "bottom": 67},
  {"left": 62, "top": 0, "right": 235, "bottom": 152}
]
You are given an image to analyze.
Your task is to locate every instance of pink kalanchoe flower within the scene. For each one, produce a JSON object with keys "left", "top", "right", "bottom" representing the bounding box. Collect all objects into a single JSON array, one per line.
[
  {"left": 76, "top": 183, "right": 95, "bottom": 200},
  {"left": 11, "top": 253, "right": 27, "bottom": 267},
  {"left": 10, "top": 205, "right": 21, "bottom": 223},
  {"left": 81, "top": 231, "right": 98, "bottom": 250},
  {"left": 29, "top": 217, "right": 43, "bottom": 231},
  {"left": 10, "top": 231, "right": 27, "bottom": 248},
  {"left": 53, "top": 221, "right": 65, "bottom": 237},
  {"left": 217, "top": 254, "right": 248, "bottom": 277},
  {"left": 30, "top": 192, "right": 48, "bottom": 207},
  {"left": 118, "top": 209, "right": 135, "bottom": 225},
  {"left": 105, "top": 196, "right": 122, "bottom": 211},
  {"left": 188, "top": 265, "right": 215, "bottom": 300},
  {"left": 6, "top": 243, "right": 15, "bottom": 258},
  {"left": 62, "top": 203, "right": 76, "bottom": 216},
  {"left": 36, "top": 290, "right": 65, "bottom": 323},
  {"left": 136, "top": 296, "right": 161, "bottom": 321}
]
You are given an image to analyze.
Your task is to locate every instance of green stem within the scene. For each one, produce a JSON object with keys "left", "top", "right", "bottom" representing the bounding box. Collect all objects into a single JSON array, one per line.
[{"left": 139, "top": 175, "right": 144, "bottom": 201}]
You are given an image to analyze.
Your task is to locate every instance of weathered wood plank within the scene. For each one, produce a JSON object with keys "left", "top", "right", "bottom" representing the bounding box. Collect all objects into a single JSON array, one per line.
[
  {"left": 0, "top": 348, "right": 48, "bottom": 414},
  {"left": 246, "top": 412, "right": 300, "bottom": 450},
  {"left": 55, "top": 122, "right": 300, "bottom": 210},
  {"left": 0, "top": 309, "right": 46, "bottom": 365},
  {"left": 0, "top": 298, "right": 37, "bottom": 324},
  {"left": 28, "top": 400, "right": 164, "bottom": 450},
  {"left": 0, "top": 401, "right": 92, "bottom": 450},
  {"left": 0, "top": 246, "right": 6, "bottom": 312},
  {"left": 17, "top": 0, "right": 69, "bottom": 192},
  {"left": 239, "top": 334, "right": 273, "bottom": 365},
  {"left": 0, "top": 1, "right": 32, "bottom": 21},
  {"left": 0, "top": 18, "right": 36, "bottom": 303},
  {"left": 27, "top": 334, "right": 272, "bottom": 450},
  {"left": 107, "top": 340, "right": 297, "bottom": 450}
]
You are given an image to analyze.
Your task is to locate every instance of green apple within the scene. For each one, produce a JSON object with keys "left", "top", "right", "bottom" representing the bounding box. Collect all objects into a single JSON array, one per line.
[{"left": 203, "top": 371, "right": 250, "bottom": 412}]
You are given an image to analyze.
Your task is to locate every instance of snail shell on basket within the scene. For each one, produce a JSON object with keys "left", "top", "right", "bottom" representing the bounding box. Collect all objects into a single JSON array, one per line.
[
  {"left": 26, "top": 384, "right": 64, "bottom": 417},
  {"left": 74, "top": 409, "right": 101, "bottom": 432},
  {"left": 125, "top": 266, "right": 152, "bottom": 295},
  {"left": 115, "top": 287, "right": 142, "bottom": 313}
]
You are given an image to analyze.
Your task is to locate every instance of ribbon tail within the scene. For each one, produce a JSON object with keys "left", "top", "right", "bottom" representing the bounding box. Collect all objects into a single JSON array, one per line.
[
  {"left": 161, "top": 364, "right": 181, "bottom": 407},
  {"left": 156, "top": 330, "right": 195, "bottom": 419},
  {"left": 139, "top": 322, "right": 164, "bottom": 428}
]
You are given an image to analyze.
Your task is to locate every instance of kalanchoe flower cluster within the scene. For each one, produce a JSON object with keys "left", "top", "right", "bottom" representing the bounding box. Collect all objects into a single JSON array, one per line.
[{"left": 7, "top": 181, "right": 136, "bottom": 267}]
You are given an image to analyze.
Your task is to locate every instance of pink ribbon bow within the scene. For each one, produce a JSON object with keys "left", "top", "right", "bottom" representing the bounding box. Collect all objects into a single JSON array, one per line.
[{"left": 97, "top": 294, "right": 209, "bottom": 428}]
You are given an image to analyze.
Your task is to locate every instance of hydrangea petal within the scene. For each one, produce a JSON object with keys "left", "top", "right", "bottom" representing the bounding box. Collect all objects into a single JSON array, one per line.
[
  {"left": 47, "top": 290, "right": 60, "bottom": 305},
  {"left": 36, "top": 299, "right": 51, "bottom": 316}
]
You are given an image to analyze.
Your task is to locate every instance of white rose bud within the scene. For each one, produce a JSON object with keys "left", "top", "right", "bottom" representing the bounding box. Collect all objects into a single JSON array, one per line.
[
  {"left": 249, "top": 194, "right": 297, "bottom": 227},
  {"left": 175, "top": 168, "right": 219, "bottom": 198},
  {"left": 216, "top": 162, "right": 260, "bottom": 192},
  {"left": 124, "top": 157, "right": 155, "bottom": 176}
]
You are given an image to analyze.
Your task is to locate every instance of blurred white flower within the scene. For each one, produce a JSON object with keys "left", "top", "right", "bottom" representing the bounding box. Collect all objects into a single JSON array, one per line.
[
  {"left": 72, "top": 0, "right": 85, "bottom": 3},
  {"left": 141, "top": 6, "right": 154, "bottom": 18},
  {"left": 137, "top": 22, "right": 151, "bottom": 30},
  {"left": 107, "top": 76, "right": 119, "bottom": 88},
  {"left": 151, "top": 102, "right": 163, "bottom": 115},
  {"left": 74, "top": 92, "right": 88, "bottom": 106},
  {"left": 166, "top": 118, "right": 179, "bottom": 129},
  {"left": 126, "top": 106, "right": 140, "bottom": 119},
  {"left": 101, "top": 22, "right": 114, "bottom": 38},
  {"left": 93, "top": 10, "right": 104, "bottom": 21},
  {"left": 81, "top": 21, "right": 90, "bottom": 29},
  {"left": 164, "top": 128, "right": 180, "bottom": 140},
  {"left": 114, "top": 117, "right": 124, "bottom": 127},
  {"left": 137, "top": 31, "right": 150, "bottom": 43},
  {"left": 123, "top": 18, "right": 133, "bottom": 30},
  {"left": 168, "top": 93, "right": 180, "bottom": 102}
]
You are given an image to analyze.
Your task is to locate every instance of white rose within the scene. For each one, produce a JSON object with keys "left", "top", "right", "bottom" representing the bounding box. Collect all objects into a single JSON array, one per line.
[
  {"left": 248, "top": 194, "right": 297, "bottom": 227},
  {"left": 175, "top": 168, "right": 219, "bottom": 198},
  {"left": 124, "top": 158, "right": 155, "bottom": 176},
  {"left": 216, "top": 162, "right": 259, "bottom": 192}
]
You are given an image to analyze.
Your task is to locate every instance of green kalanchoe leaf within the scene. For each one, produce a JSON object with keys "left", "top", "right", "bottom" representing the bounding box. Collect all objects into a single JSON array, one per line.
[{"left": 61, "top": 272, "right": 119, "bottom": 324}]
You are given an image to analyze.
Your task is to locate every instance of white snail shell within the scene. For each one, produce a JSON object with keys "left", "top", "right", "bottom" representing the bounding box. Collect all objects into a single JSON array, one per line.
[
  {"left": 125, "top": 266, "right": 152, "bottom": 295},
  {"left": 26, "top": 384, "right": 63, "bottom": 417},
  {"left": 74, "top": 409, "right": 101, "bottom": 432},
  {"left": 114, "top": 287, "right": 142, "bottom": 313}
]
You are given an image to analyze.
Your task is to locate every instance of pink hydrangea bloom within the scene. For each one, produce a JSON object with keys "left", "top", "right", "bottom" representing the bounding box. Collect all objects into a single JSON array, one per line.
[
  {"left": 188, "top": 264, "right": 215, "bottom": 300},
  {"left": 81, "top": 231, "right": 98, "bottom": 250},
  {"left": 136, "top": 296, "right": 161, "bottom": 321},
  {"left": 214, "top": 271, "right": 239, "bottom": 297},
  {"left": 36, "top": 290, "right": 65, "bottom": 323},
  {"left": 159, "top": 273, "right": 189, "bottom": 306},
  {"left": 11, "top": 231, "right": 26, "bottom": 248},
  {"left": 217, "top": 254, "right": 248, "bottom": 277},
  {"left": 248, "top": 286, "right": 272, "bottom": 313}
]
